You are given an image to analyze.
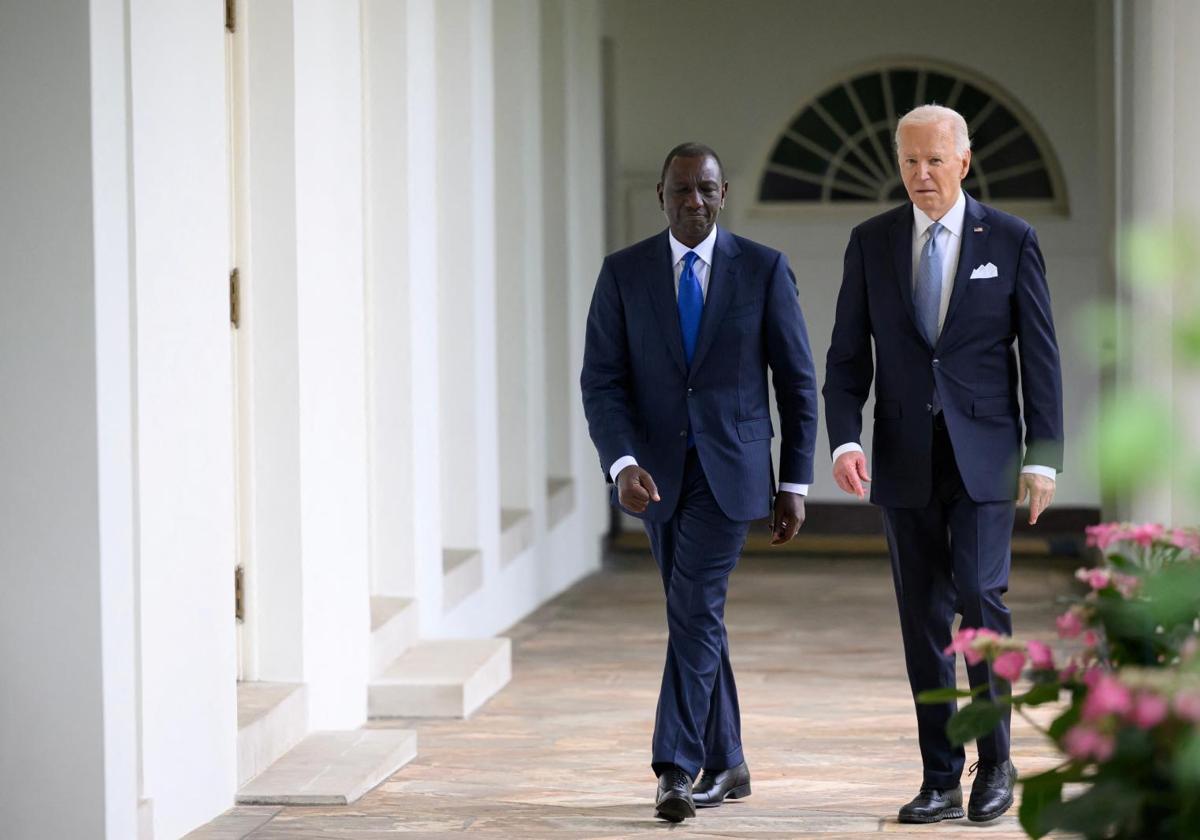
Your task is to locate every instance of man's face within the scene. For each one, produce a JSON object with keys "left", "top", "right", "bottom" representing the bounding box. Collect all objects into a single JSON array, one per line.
[
  {"left": 897, "top": 121, "right": 970, "bottom": 220},
  {"left": 657, "top": 154, "right": 727, "bottom": 247}
]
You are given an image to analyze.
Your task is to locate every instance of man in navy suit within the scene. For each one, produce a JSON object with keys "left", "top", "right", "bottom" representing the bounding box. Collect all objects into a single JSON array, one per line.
[
  {"left": 581, "top": 142, "right": 818, "bottom": 822},
  {"left": 823, "top": 105, "right": 1064, "bottom": 824}
]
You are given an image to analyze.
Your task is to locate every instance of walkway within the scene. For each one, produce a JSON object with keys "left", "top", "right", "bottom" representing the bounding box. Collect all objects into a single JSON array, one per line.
[{"left": 193, "top": 554, "right": 1076, "bottom": 838}]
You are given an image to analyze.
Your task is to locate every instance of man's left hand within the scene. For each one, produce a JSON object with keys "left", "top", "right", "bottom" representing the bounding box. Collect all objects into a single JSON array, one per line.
[
  {"left": 770, "top": 492, "right": 806, "bottom": 545},
  {"left": 1017, "top": 473, "right": 1056, "bottom": 525}
]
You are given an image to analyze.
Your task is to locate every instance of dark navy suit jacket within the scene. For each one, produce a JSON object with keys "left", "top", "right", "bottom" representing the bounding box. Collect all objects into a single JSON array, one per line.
[
  {"left": 581, "top": 227, "right": 818, "bottom": 523},
  {"left": 823, "top": 194, "right": 1064, "bottom": 508}
]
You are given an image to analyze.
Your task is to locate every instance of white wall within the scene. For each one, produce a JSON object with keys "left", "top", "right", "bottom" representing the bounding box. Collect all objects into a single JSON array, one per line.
[
  {"left": 0, "top": 0, "right": 139, "bottom": 837},
  {"left": 128, "top": 1, "right": 239, "bottom": 836},
  {"left": 604, "top": 0, "right": 1111, "bottom": 506}
]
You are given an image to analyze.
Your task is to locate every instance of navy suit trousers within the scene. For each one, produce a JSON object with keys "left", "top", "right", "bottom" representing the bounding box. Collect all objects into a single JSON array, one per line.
[
  {"left": 882, "top": 419, "right": 1015, "bottom": 789},
  {"left": 644, "top": 449, "right": 750, "bottom": 779}
]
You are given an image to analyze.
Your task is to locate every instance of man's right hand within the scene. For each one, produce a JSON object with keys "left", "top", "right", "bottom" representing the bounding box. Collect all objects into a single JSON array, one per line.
[
  {"left": 833, "top": 451, "right": 871, "bottom": 499},
  {"left": 617, "top": 465, "right": 660, "bottom": 513}
]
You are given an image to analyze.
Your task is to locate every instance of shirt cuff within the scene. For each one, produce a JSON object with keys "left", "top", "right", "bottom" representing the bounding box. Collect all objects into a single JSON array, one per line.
[
  {"left": 831, "top": 442, "right": 864, "bottom": 462},
  {"left": 609, "top": 455, "right": 638, "bottom": 483},
  {"left": 1021, "top": 464, "right": 1057, "bottom": 481},
  {"left": 778, "top": 482, "right": 808, "bottom": 496}
]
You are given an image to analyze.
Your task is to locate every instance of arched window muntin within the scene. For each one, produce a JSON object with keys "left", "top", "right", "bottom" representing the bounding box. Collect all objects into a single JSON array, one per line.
[{"left": 754, "top": 58, "right": 1069, "bottom": 216}]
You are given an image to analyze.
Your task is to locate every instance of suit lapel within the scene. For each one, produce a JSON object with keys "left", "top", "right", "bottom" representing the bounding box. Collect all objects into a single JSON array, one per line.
[
  {"left": 889, "top": 206, "right": 924, "bottom": 346},
  {"left": 940, "top": 195, "right": 989, "bottom": 343},
  {"left": 644, "top": 231, "right": 688, "bottom": 376},
  {"left": 687, "top": 227, "right": 740, "bottom": 379}
]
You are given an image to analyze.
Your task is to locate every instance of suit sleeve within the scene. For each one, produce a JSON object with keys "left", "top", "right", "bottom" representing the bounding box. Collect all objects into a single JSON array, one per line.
[
  {"left": 822, "top": 228, "right": 874, "bottom": 456},
  {"left": 1013, "top": 226, "right": 1065, "bottom": 471},
  {"left": 580, "top": 258, "right": 639, "bottom": 482},
  {"left": 764, "top": 252, "right": 818, "bottom": 485}
]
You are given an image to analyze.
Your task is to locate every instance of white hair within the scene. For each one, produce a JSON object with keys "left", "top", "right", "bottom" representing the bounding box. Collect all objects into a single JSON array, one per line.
[{"left": 894, "top": 104, "right": 971, "bottom": 156}]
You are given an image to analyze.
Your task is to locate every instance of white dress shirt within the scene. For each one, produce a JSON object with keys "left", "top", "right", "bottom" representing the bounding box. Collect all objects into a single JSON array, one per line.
[
  {"left": 609, "top": 227, "right": 809, "bottom": 496},
  {"left": 832, "top": 190, "right": 1056, "bottom": 482}
]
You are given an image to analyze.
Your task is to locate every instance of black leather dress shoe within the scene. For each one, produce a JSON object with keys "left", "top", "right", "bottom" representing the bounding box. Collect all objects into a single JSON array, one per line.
[
  {"left": 655, "top": 767, "right": 696, "bottom": 822},
  {"left": 968, "top": 760, "right": 1017, "bottom": 822},
  {"left": 692, "top": 761, "right": 751, "bottom": 807},
  {"left": 897, "top": 785, "right": 965, "bottom": 823}
]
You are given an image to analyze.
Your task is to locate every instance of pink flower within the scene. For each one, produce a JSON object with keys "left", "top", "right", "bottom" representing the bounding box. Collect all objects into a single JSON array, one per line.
[
  {"left": 944, "top": 627, "right": 1001, "bottom": 666},
  {"left": 1129, "top": 523, "right": 1164, "bottom": 548},
  {"left": 1086, "top": 523, "right": 1122, "bottom": 551},
  {"left": 1076, "top": 567, "right": 1111, "bottom": 590},
  {"left": 1128, "top": 692, "right": 1169, "bottom": 729},
  {"left": 1082, "top": 673, "right": 1133, "bottom": 721},
  {"left": 944, "top": 627, "right": 978, "bottom": 656},
  {"left": 1173, "top": 691, "right": 1200, "bottom": 723},
  {"left": 1063, "top": 725, "right": 1116, "bottom": 763},
  {"left": 1170, "top": 528, "right": 1200, "bottom": 553},
  {"left": 1057, "top": 610, "right": 1084, "bottom": 639},
  {"left": 1112, "top": 573, "right": 1140, "bottom": 598},
  {"left": 1083, "top": 630, "right": 1099, "bottom": 648},
  {"left": 1027, "top": 640, "right": 1055, "bottom": 670},
  {"left": 993, "top": 650, "right": 1026, "bottom": 682}
]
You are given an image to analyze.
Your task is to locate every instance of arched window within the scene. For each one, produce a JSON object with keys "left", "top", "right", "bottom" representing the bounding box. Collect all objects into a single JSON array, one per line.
[{"left": 758, "top": 64, "right": 1066, "bottom": 211}]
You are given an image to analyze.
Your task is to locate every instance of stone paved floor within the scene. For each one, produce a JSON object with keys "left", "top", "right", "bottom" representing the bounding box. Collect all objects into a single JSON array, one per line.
[{"left": 193, "top": 554, "right": 1079, "bottom": 839}]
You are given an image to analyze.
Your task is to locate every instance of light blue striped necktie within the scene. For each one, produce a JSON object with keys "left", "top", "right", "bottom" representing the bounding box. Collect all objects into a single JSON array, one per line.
[{"left": 914, "top": 221, "right": 944, "bottom": 347}]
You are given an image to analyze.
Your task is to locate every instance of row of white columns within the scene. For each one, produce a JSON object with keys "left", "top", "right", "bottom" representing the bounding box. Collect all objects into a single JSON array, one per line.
[{"left": 0, "top": 0, "right": 607, "bottom": 837}]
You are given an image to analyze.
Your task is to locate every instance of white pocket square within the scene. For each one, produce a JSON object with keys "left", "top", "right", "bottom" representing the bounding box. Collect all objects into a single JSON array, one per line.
[{"left": 970, "top": 262, "right": 999, "bottom": 279}]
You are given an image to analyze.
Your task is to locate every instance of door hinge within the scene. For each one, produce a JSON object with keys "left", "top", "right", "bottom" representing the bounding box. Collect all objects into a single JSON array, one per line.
[
  {"left": 235, "top": 566, "right": 245, "bottom": 622},
  {"left": 225, "top": 0, "right": 236, "bottom": 33},
  {"left": 230, "top": 267, "right": 240, "bottom": 328}
]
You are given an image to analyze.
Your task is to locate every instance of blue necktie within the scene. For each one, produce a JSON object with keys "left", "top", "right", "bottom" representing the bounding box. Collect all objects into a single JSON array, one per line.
[
  {"left": 915, "top": 221, "right": 943, "bottom": 413},
  {"left": 678, "top": 251, "right": 703, "bottom": 366},
  {"left": 678, "top": 251, "right": 703, "bottom": 446}
]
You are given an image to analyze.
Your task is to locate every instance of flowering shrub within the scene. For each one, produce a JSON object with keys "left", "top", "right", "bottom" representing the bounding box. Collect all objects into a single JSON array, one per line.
[{"left": 920, "top": 523, "right": 1200, "bottom": 838}]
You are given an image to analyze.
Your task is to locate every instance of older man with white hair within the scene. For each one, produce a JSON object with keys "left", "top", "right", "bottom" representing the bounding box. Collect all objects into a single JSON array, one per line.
[{"left": 823, "top": 104, "right": 1064, "bottom": 824}]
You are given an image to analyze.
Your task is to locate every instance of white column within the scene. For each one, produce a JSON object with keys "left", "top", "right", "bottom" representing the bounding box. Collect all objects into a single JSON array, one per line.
[
  {"left": 0, "top": 0, "right": 138, "bottom": 837},
  {"left": 292, "top": 0, "right": 371, "bottom": 728},
  {"left": 363, "top": 0, "right": 444, "bottom": 618},
  {"left": 541, "top": 0, "right": 573, "bottom": 487},
  {"left": 241, "top": 0, "right": 305, "bottom": 683},
  {"left": 128, "top": 0, "right": 238, "bottom": 836},
  {"left": 495, "top": 0, "right": 547, "bottom": 523},
  {"left": 435, "top": 0, "right": 502, "bottom": 589},
  {"left": 564, "top": 0, "right": 612, "bottom": 543},
  {"left": 1115, "top": 0, "right": 1200, "bottom": 523}
]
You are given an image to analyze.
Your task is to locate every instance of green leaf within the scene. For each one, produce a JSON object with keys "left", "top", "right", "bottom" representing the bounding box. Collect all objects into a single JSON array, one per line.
[
  {"left": 1175, "top": 731, "right": 1200, "bottom": 790},
  {"left": 1048, "top": 702, "right": 1081, "bottom": 742},
  {"left": 1018, "top": 769, "right": 1063, "bottom": 839},
  {"left": 1040, "top": 779, "right": 1143, "bottom": 837},
  {"left": 1090, "top": 392, "right": 1173, "bottom": 496},
  {"left": 1013, "top": 680, "right": 1061, "bottom": 706},
  {"left": 946, "top": 699, "right": 1003, "bottom": 746},
  {"left": 916, "top": 685, "right": 986, "bottom": 704}
]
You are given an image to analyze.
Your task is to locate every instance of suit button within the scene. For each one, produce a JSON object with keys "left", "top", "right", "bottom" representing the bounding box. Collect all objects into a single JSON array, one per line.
[
  {"left": 926, "top": 403, "right": 933, "bottom": 412},
  {"left": 680, "top": 430, "right": 687, "bottom": 437},
  {"left": 687, "top": 388, "right": 694, "bottom": 395},
  {"left": 932, "top": 358, "right": 940, "bottom": 366}
]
